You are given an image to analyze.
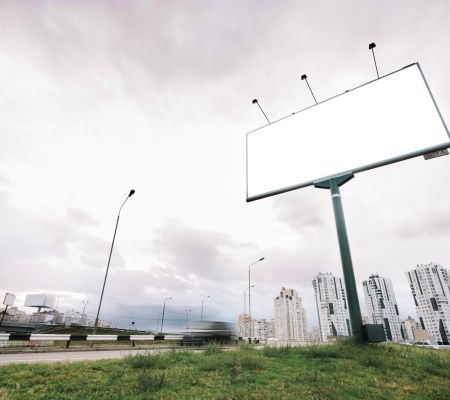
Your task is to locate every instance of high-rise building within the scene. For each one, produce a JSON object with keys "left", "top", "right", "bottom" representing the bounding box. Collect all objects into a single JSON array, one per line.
[
  {"left": 312, "top": 273, "right": 350, "bottom": 342},
  {"left": 251, "top": 319, "right": 275, "bottom": 341},
  {"left": 401, "top": 316, "right": 420, "bottom": 343},
  {"left": 274, "top": 287, "right": 307, "bottom": 342},
  {"left": 363, "top": 274, "right": 403, "bottom": 341},
  {"left": 406, "top": 263, "right": 450, "bottom": 345},
  {"left": 307, "top": 327, "right": 322, "bottom": 343},
  {"left": 238, "top": 314, "right": 250, "bottom": 338}
]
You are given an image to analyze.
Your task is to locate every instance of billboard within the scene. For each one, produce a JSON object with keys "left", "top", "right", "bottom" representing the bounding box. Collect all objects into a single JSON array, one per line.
[
  {"left": 246, "top": 63, "right": 450, "bottom": 201},
  {"left": 24, "top": 294, "right": 56, "bottom": 309},
  {"left": 2, "top": 293, "right": 15, "bottom": 307}
]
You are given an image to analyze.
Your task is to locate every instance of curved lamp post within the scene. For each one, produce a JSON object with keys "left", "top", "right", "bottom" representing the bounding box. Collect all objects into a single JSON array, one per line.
[
  {"left": 185, "top": 308, "right": 192, "bottom": 330},
  {"left": 160, "top": 297, "right": 172, "bottom": 334},
  {"left": 248, "top": 257, "right": 264, "bottom": 340},
  {"left": 200, "top": 296, "right": 210, "bottom": 329},
  {"left": 93, "top": 189, "right": 135, "bottom": 334},
  {"left": 243, "top": 285, "right": 255, "bottom": 316}
]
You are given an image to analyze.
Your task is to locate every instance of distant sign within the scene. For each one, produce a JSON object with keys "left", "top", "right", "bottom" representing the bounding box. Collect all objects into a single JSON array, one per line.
[
  {"left": 3, "top": 293, "right": 15, "bottom": 307},
  {"left": 246, "top": 63, "right": 450, "bottom": 201},
  {"left": 24, "top": 294, "right": 56, "bottom": 309}
]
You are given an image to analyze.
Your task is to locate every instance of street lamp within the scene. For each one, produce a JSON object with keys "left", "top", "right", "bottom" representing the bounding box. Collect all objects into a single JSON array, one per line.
[
  {"left": 82, "top": 300, "right": 89, "bottom": 316},
  {"left": 185, "top": 308, "right": 192, "bottom": 330},
  {"left": 243, "top": 285, "right": 255, "bottom": 316},
  {"left": 93, "top": 189, "right": 135, "bottom": 334},
  {"left": 200, "top": 296, "right": 210, "bottom": 329},
  {"left": 160, "top": 297, "right": 172, "bottom": 334},
  {"left": 248, "top": 257, "right": 264, "bottom": 340},
  {"left": 155, "top": 313, "right": 162, "bottom": 332},
  {"left": 81, "top": 300, "right": 88, "bottom": 326}
]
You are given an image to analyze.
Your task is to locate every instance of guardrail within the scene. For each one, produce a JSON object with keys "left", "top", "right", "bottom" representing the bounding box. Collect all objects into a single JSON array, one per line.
[{"left": 0, "top": 333, "right": 183, "bottom": 348}]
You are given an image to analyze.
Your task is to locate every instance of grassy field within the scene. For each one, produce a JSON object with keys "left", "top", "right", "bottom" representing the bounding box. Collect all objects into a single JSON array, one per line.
[{"left": 1, "top": 342, "right": 449, "bottom": 399}]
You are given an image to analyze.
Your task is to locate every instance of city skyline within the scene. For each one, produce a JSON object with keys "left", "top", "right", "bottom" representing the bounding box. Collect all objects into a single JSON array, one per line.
[
  {"left": 1, "top": 1, "right": 450, "bottom": 331},
  {"left": 4, "top": 263, "right": 448, "bottom": 335}
]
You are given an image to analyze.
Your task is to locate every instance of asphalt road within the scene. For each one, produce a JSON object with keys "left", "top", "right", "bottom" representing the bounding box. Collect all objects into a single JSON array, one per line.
[{"left": 0, "top": 349, "right": 159, "bottom": 365}]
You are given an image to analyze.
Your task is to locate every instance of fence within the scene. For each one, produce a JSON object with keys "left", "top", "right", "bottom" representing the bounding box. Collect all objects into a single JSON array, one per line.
[{"left": 0, "top": 333, "right": 183, "bottom": 348}]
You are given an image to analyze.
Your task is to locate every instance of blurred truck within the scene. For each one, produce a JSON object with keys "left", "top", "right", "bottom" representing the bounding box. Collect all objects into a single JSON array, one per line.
[{"left": 182, "top": 321, "right": 235, "bottom": 346}]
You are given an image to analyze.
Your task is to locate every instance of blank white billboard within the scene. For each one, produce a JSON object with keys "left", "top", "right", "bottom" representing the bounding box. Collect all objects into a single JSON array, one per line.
[
  {"left": 247, "top": 63, "right": 450, "bottom": 201},
  {"left": 3, "top": 293, "right": 15, "bottom": 307},
  {"left": 24, "top": 294, "right": 56, "bottom": 309}
]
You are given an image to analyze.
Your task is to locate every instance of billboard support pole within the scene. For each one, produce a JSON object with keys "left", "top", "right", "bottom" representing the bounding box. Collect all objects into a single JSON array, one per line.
[
  {"left": 314, "top": 173, "right": 364, "bottom": 343},
  {"left": 0, "top": 305, "right": 9, "bottom": 327}
]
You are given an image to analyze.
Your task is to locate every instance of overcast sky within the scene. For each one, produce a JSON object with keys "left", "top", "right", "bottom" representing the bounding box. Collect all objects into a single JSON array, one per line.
[{"left": 1, "top": 0, "right": 449, "bottom": 331}]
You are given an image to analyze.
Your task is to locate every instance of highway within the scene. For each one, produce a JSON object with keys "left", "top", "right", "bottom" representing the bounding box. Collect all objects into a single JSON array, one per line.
[{"left": 0, "top": 349, "right": 160, "bottom": 365}]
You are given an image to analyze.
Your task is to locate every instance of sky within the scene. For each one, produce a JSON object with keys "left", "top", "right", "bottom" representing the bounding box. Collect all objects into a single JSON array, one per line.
[{"left": 1, "top": 0, "right": 449, "bottom": 332}]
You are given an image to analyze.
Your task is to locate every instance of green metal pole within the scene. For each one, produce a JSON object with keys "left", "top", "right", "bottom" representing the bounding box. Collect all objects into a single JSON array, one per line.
[{"left": 329, "top": 178, "right": 364, "bottom": 342}]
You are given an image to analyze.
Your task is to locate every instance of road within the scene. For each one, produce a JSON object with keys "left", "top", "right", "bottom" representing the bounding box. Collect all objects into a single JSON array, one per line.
[{"left": 0, "top": 349, "right": 161, "bottom": 365}]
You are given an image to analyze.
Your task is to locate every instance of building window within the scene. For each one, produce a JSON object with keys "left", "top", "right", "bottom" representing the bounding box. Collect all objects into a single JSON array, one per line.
[{"left": 430, "top": 298, "right": 439, "bottom": 311}]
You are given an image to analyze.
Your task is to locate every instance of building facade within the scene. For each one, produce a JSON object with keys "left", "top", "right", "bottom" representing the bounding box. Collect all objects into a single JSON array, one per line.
[
  {"left": 251, "top": 319, "right": 275, "bottom": 341},
  {"left": 312, "top": 273, "right": 350, "bottom": 342},
  {"left": 363, "top": 274, "right": 403, "bottom": 341},
  {"left": 274, "top": 287, "right": 307, "bottom": 342},
  {"left": 406, "top": 263, "right": 450, "bottom": 345},
  {"left": 238, "top": 314, "right": 251, "bottom": 338},
  {"left": 401, "top": 316, "right": 420, "bottom": 343}
]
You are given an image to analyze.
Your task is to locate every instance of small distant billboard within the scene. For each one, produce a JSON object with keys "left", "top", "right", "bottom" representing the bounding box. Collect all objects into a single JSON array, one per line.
[
  {"left": 24, "top": 294, "right": 56, "bottom": 309},
  {"left": 246, "top": 63, "right": 450, "bottom": 201},
  {"left": 2, "top": 293, "right": 15, "bottom": 307}
]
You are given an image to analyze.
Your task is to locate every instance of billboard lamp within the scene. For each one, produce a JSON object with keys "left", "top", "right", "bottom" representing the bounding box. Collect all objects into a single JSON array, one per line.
[
  {"left": 301, "top": 74, "right": 318, "bottom": 104},
  {"left": 369, "top": 42, "right": 380, "bottom": 79},
  {"left": 252, "top": 99, "right": 271, "bottom": 124}
]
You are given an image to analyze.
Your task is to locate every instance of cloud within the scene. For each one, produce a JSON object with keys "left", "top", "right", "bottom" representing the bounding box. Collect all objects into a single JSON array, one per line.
[
  {"left": 393, "top": 203, "right": 450, "bottom": 238},
  {"left": 273, "top": 188, "right": 326, "bottom": 233},
  {"left": 0, "top": 190, "right": 117, "bottom": 293},
  {"left": 150, "top": 220, "right": 254, "bottom": 282}
]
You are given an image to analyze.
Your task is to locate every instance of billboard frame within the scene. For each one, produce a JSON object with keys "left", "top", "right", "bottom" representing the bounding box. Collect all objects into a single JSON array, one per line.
[{"left": 246, "top": 63, "right": 450, "bottom": 203}]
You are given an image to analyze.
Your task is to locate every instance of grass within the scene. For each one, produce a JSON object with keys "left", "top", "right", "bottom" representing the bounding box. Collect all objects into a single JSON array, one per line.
[{"left": 0, "top": 342, "right": 449, "bottom": 399}]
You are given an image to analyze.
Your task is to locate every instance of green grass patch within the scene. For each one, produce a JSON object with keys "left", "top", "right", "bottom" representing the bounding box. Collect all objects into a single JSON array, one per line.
[{"left": 1, "top": 343, "right": 449, "bottom": 399}]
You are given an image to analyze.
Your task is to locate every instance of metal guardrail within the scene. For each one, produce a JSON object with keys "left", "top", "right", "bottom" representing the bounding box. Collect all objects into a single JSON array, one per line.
[{"left": 0, "top": 333, "right": 184, "bottom": 348}]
